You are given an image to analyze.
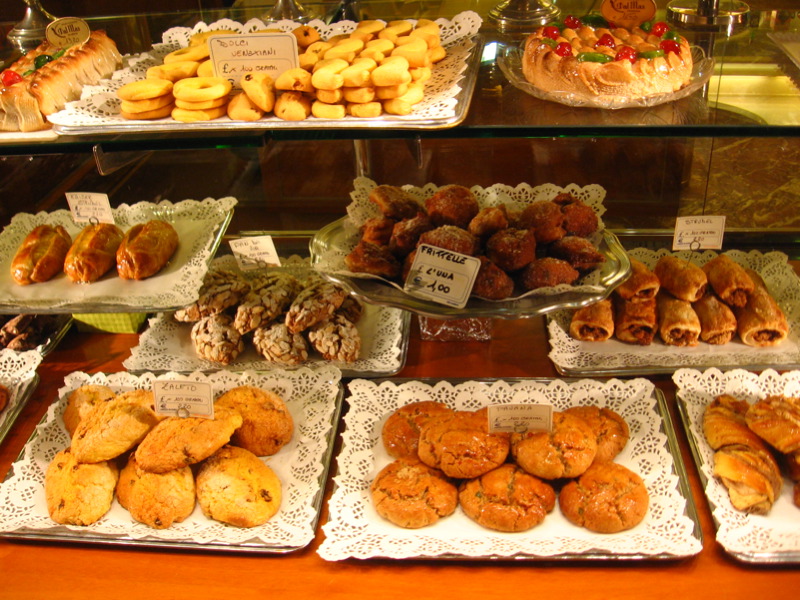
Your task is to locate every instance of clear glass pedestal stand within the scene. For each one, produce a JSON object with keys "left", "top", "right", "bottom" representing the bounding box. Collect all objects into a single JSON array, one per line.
[
  {"left": 8, "top": 0, "right": 55, "bottom": 53},
  {"left": 487, "top": 0, "right": 560, "bottom": 37}
]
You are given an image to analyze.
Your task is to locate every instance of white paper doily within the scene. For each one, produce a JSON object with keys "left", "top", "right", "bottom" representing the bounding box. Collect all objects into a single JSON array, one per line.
[
  {"left": 673, "top": 368, "right": 800, "bottom": 562},
  {"left": 47, "top": 13, "right": 483, "bottom": 133},
  {"left": 0, "top": 197, "right": 235, "bottom": 313},
  {"left": 318, "top": 377, "right": 701, "bottom": 561},
  {"left": 124, "top": 255, "right": 410, "bottom": 377},
  {"left": 548, "top": 248, "right": 800, "bottom": 376},
  {"left": 0, "top": 367, "right": 341, "bottom": 551},
  {"left": 0, "top": 349, "right": 43, "bottom": 447}
]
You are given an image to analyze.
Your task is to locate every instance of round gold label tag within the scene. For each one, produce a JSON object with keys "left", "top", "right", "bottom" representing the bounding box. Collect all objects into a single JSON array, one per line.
[
  {"left": 45, "top": 17, "right": 91, "bottom": 49},
  {"left": 600, "top": 0, "right": 657, "bottom": 29}
]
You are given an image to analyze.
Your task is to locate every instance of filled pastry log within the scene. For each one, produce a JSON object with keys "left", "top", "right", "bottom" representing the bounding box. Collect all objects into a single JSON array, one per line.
[
  {"left": 733, "top": 269, "right": 788, "bottom": 347},
  {"left": 693, "top": 293, "right": 737, "bottom": 345},
  {"left": 702, "top": 254, "right": 755, "bottom": 308},
  {"left": 656, "top": 292, "right": 701, "bottom": 347},
  {"left": 653, "top": 255, "right": 707, "bottom": 302},
  {"left": 613, "top": 297, "right": 656, "bottom": 346},
  {"left": 10, "top": 224, "right": 72, "bottom": 285},
  {"left": 569, "top": 299, "right": 614, "bottom": 342},
  {"left": 613, "top": 257, "right": 660, "bottom": 303}
]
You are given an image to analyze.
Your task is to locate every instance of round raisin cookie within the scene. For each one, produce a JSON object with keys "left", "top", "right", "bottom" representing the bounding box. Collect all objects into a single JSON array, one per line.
[
  {"left": 117, "top": 454, "right": 195, "bottom": 529},
  {"left": 45, "top": 448, "right": 119, "bottom": 526},
  {"left": 459, "top": 464, "right": 556, "bottom": 532},
  {"left": 371, "top": 458, "right": 458, "bottom": 528},
  {"left": 215, "top": 385, "right": 294, "bottom": 457},
  {"left": 559, "top": 462, "right": 649, "bottom": 533}
]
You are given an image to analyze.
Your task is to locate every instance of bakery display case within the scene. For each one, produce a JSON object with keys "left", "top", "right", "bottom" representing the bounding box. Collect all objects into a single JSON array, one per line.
[{"left": 1, "top": 0, "right": 800, "bottom": 598}]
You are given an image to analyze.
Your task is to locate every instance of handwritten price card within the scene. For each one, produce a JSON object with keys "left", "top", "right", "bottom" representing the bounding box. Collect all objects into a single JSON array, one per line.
[
  {"left": 229, "top": 235, "right": 281, "bottom": 271},
  {"left": 153, "top": 380, "right": 214, "bottom": 419},
  {"left": 208, "top": 33, "right": 298, "bottom": 86},
  {"left": 65, "top": 192, "right": 115, "bottom": 224},
  {"left": 672, "top": 215, "right": 726, "bottom": 250},
  {"left": 404, "top": 244, "right": 481, "bottom": 308}
]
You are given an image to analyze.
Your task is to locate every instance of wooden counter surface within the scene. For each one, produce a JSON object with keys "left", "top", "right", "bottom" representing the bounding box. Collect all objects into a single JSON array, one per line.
[{"left": 1, "top": 317, "right": 798, "bottom": 599}]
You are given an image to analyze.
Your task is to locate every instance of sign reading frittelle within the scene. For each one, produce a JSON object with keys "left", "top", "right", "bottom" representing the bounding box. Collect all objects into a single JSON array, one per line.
[{"left": 403, "top": 243, "right": 481, "bottom": 308}]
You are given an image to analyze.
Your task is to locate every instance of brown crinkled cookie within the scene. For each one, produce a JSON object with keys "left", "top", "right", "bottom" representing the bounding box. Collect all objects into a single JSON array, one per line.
[
  {"left": 307, "top": 314, "right": 361, "bottom": 363},
  {"left": 253, "top": 321, "right": 309, "bottom": 365},
  {"left": 458, "top": 464, "right": 556, "bottom": 532},
  {"left": 116, "top": 453, "right": 195, "bottom": 529},
  {"left": 174, "top": 268, "right": 251, "bottom": 322},
  {"left": 135, "top": 407, "right": 243, "bottom": 474},
  {"left": 381, "top": 400, "right": 454, "bottom": 460},
  {"left": 417, "top": 408, "right": 510, "bottom": 479},
  {"left": 71, "top": 397, "right": 160, "bottom": 464},
  {"left": 371, "top": 458, "right": 458, "bottom": 528},
  {"left": 563, "top": 405, "right": 630, "bottom": 464},
  {"left": 191, "top": 313, "right": 244, "bottom": 365},
  {"left": 511, "top": 411, "right": 597, "bottom": 480},
  {"left": 215, "top": 385, "right": 294, "bottom": 457},
  {"left": 196, "top": 445, "right": 282, "bottom": 527},
  {"left": 559, "top": 462, "right": 649, "bottom": 533},
  {"left": 233, "top": 271, "right": 301, "bottom": 335},
  {"left": 285, "top": 280, "right": 347, "bottom": 333},
  {"left": 45, "top": 448, "right": 119, "bottom": 526},
  {"left": 62, "top": 384, "right": 117, "bottom": 438}
]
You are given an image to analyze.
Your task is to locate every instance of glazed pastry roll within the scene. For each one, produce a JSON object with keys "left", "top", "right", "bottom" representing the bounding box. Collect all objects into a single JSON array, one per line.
[
  {"left": 613, "top": 297, "right": 656, "bottom": 346},
  {"left": 733, "top": 269, "right": 788, "bottom": 347},
  {"left": 569, "top": 299, "right": 614, "bottom": 342},
  {"left": 614, "top": 257, "right": 660, "bottom": 303},
  {"left": 653, "top": 255, "right": 707, "bottom": 302},
  {"left": 693, "top": 293, "right": 737, "bottom": 345},
  {"left": 656, "top": 292, "right": 701, "bottom": 347},
  {"left": 702, "top": 254, "right": 755, "bottom": 307}
]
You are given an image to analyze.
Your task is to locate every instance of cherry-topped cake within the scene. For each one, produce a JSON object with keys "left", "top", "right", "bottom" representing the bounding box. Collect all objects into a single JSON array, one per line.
[{"left": 521, "top": 15, "right": 694, "bottom": 102}]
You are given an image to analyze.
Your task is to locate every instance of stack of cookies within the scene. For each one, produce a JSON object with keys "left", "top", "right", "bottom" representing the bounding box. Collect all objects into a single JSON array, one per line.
[
  {"left": 372, "top": 401, "right": 649, "bottom": 534},
  {"left": 45, "top": 384, "right": 293, "bottom": 529}
]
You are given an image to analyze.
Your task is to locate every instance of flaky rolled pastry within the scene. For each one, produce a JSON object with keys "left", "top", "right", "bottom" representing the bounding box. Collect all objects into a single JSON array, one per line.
[
  {"left": 732, "top": 268, "right": 788, "bottom": 347},
  {"left": 657, "top": 292, "right": 700, "bottom": 347},
  {"left": 702, "top": 254, "right": 755, "bottom": 308},
  {"left": 653, "top": 255, "right": 707, "bottom": 302},
  {"left": 693, "top": 293, "right": 737, "bottom": 345},
  {"left": 704, "top": 395, "right": 773, "bottom": 452},
  {"left": 569, "top": 299, "right": 613, "bottom": 342},
  {"left": 614, "top": 257, "right": 659, "bottom": 303},
  {"left": 613, "top": 296, "right": 656, "bottom": 346},
  {"left": 745, "top": 394, "right": 800, "bottom": 454},
  {"left": 712, "top": 444, "right": 783, "bottom": 515}
]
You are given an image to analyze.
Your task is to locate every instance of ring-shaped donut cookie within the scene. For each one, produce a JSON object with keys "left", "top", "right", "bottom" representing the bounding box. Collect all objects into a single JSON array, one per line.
[
  {"left": 173, "top": 77, "right": 232, "bottom": 103},
  {"left": 121, "top": 103, "right": 175, "bottom": 120},
  {"left": 171, "top": 105, "right": 227, "bottom": 123},
  {"left": 121, "top": 93, "right": 174, "bottom": 114},
  {"left": 174, "top": 95, "right": 229, "bottom": 110},
  {"left": 163, "top": 44, "right": 210, "bottom": 64},
  {"left": 117, "top": 78, "right": 173, "bottom": 101}
]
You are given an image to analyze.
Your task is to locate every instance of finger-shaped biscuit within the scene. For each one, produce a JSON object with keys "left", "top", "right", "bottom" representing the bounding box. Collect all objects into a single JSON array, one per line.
[
  {"left": 306, "top": 41, "right": 334, "bottom": 56},
  {"left": 365, "top": 38, "right": 396, "bottom": 54},
  {"left": 354, "top": 20, "right": 386, "bottom": 35},
  {"left": 347, "top": 101, "right": 383, "bottom": 118},
  {"left": 240, "top": 72, "right": 276, "bottom": 112},
  {"left": 409, "top": 23, "right": 441, "bottom": 48},
  {"left": 275, "top": 67, "right": 314, "bottom": 93},
  {"left": 298, "top": 51, "right": 321, "bottom": 70},
  {"left": 227, "top": 92, "right": 265, "bottom": 121},
  {"left": 146, "top": 60, "right": 199, "bottom": 82},
  {"left": 410, "top": 66, "right": 432, "bottom": 82},
  {"left": 312, "top": 100, "right": 346, "bottom": 119},
  {"left": 189, "top": 30, "right": 229, "bottom": 46},
  {"left": 382, "top": 83, "right": 424, "bottom": 116},
  {"left": 292, "top": 25, "right": 320, "bottom": 49},
  {"left": 164, "top": 44, "right": 210, "bottom": 63},
  {"left": 391, "top": 37, "right": 431, "bottom": 68},
  {"left": 341, "top": 58, "right": 376, "bottom": 87},
  {"left": 273, "top": 91, "right": 312, "bottom": 121},
  {"left": 171, "top": 105, "right": 227, "bottom": 122},
  {"left": 370, "top": 56, "right": 411, "bottom": 87},
  {"left": 428, "top": 45, "right": 447, "bottom": 63},
  {"left": 117, "top": 79, "right": 173, "bottom": 101},
  {"left": 316, "top": 88, "right": 344, "bottom": 104},
  {"left": 348, "top": 29, "right": 375, "bottom": 43},
  {"left": 324, "top": 38, "right": 365, "bottom": 62},
  {"left": 375, "top": 82, "right": 409, "bottom": 100},
  {"left": 311, "top": 58, "right": 349, "bottom": 91},
  {"left": 343, "top": 86, "right": 376, "bottom": 103},
  {"left": 378, "top": 21, "right": 413, "bottom": 43}
]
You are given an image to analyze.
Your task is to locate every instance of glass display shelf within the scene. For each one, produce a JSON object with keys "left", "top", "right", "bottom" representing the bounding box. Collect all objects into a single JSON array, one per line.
[{"left": 0, "top": 1, "right": 799, "bottom": 156}]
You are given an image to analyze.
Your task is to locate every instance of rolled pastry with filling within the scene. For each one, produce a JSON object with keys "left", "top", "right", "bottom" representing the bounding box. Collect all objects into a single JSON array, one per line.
[
  {"left": 702, "top": 254, "right": 755, "bottom": 308},
  {"left": 657, "top": 292, "right": 701, "bottom": 347},
  {"left": 613, "top": 297, "right": 656, "bottom": 346},
  {"left": 653, "top": 255, "right": 707, "bottom": 302},
  {"left": 614, "top": 257, "right": 660, "bottom": 303},
  {"left": 569, "top": 299, "right": 614, "bottom": 342},
  {"left": 733, "top": 269, "right": 788, "bottom": 347},
  {"left": 693, "top": 293, "right": 737, "bottom": 345}
]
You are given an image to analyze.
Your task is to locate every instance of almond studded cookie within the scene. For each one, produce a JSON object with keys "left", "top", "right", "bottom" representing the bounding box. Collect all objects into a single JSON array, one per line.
[
  {"left": 191, "top": 313, "right": 244, "bottom": 365},
  {"left": 233, "top": 271, "right": 302, "bottom": 335},
  {"left": 45, "top": 448, "right": 119, "bottom": 526},
  {"left": 285, "top": 280, "right": 347, "bottom": 333},
  {"left": 62, "top": 384, "right": 117, "bottom": 438},
  {"left": 307, "top": 313, "right": 361, "bottom": 362},
  {"left": 135, "top": 407, "right": 243, "bottom": 474},
  {"left": 174, "top": 268, "right": 251, "bottom": 322},
  {"left": 215, "top": 385, "right": 294, "bottom": 457},
  {"left": 371, "top": 458, "right": 458, "bottom": 529},
  {"left": 252, "top": 321, "right": 309, "bottom": 365},
  {"left": 116, "top": 453, "right": 195, "bottom": 529},
  {"left": 71, "top": 397, "right": 160, "bottom": 464},
  {"left": 196, "top": 445, "right": 282, "bottom": 527}
]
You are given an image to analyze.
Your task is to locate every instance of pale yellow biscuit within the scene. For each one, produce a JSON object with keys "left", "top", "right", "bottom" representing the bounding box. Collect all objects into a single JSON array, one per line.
[
  {"left": 62, "top": 384, "right": 117, "bottom": 438},
  {"left": 117, "top": 454, "right": 195, "bottom": 529},
  {"left": 120, "top": 103, "right": 175, "bottom": 120},
  {"left": 226, "top": 92, "right": 264, "bottom": 121},
  {"left": 174, "top": 95, "right": 229, "bottom": 110},
  {"left": 240, "top": 72, "right": 276, "bottom": 112},
  {"left": 273, "top": 91, "right": 312, "bottom": 121},
  {"left": 146, "top": 60, "right": 199, "bottom": 82},
  {"left": 347, "top": 101, "right": 383, "bottom": 118},
  {"left": 274, "top": 67, "right": 314, "bottom": 93},
  {"left": 71, "top": 398, "right": 160, "bottom": 464},
  {"left": 117, "top": 78, "right": 173, "bottom": 101},
  {"left": 163, "top": 44, "right": 209, "bottom": 64},
  {"left": 215, "top": 385, "right": 294, "bottom": 456},
  {"left": 171, "top": 105, "right": 227, "bottom": 123},
  {"left": 312, "top": 101, "right": 346, "bottom": 119},
  {"left": 173, "top": 76, "right": 231, "bottom": 103},
  {"left": 292, "top": 25, "right": 320, "bottom": 49},
  {"left": 120, "top": 92, "right": 174, "bottom": 114},
  {"left": 45, "top": 448, "right": 118, "bottom": 526}
]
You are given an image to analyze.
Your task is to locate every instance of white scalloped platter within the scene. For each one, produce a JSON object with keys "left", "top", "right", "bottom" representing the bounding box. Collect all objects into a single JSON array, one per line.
[
  {"left": 0, "top": 197, "right": 235, "bottom": 314},
  {"left": 547, "top": 248, "right": 800, "bottom": 376},
  {"left": 0, "top": 349, "right": 42, "bottom": 449},
  {"left": 124, "top": 255, "right": 411, "bottom": 377},
  {"left": 674, "top": 368, "right": 800, "bottom": 563},
  {"left": 318, "top": 377, "right": 702, "bottom": 561},
  {"left": 0, "top": 367, "right": 342, "bottom": 552},
  {"left": 48, "top": 13, "right": 483, "bottom": 134}
]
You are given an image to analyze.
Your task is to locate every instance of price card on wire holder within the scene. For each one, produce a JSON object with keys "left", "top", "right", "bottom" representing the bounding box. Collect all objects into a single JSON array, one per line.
[
  {"left": 229, "top": 235, "right": 281, "bottom": 271},
  {"left": 65, "top": 192, "right": 115, "bottom": 224},
  {"left": 403, "top": 244, "right": 481, "bottom": 309},
  {"left": 487, "top": 404, "right": 553, "bottom": 434},
  {"left": 672, "top": 215, "right": 726, "bottom": 250},
  {"left": 153, "top": 380, "right": 214, "bottom": 419}
]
